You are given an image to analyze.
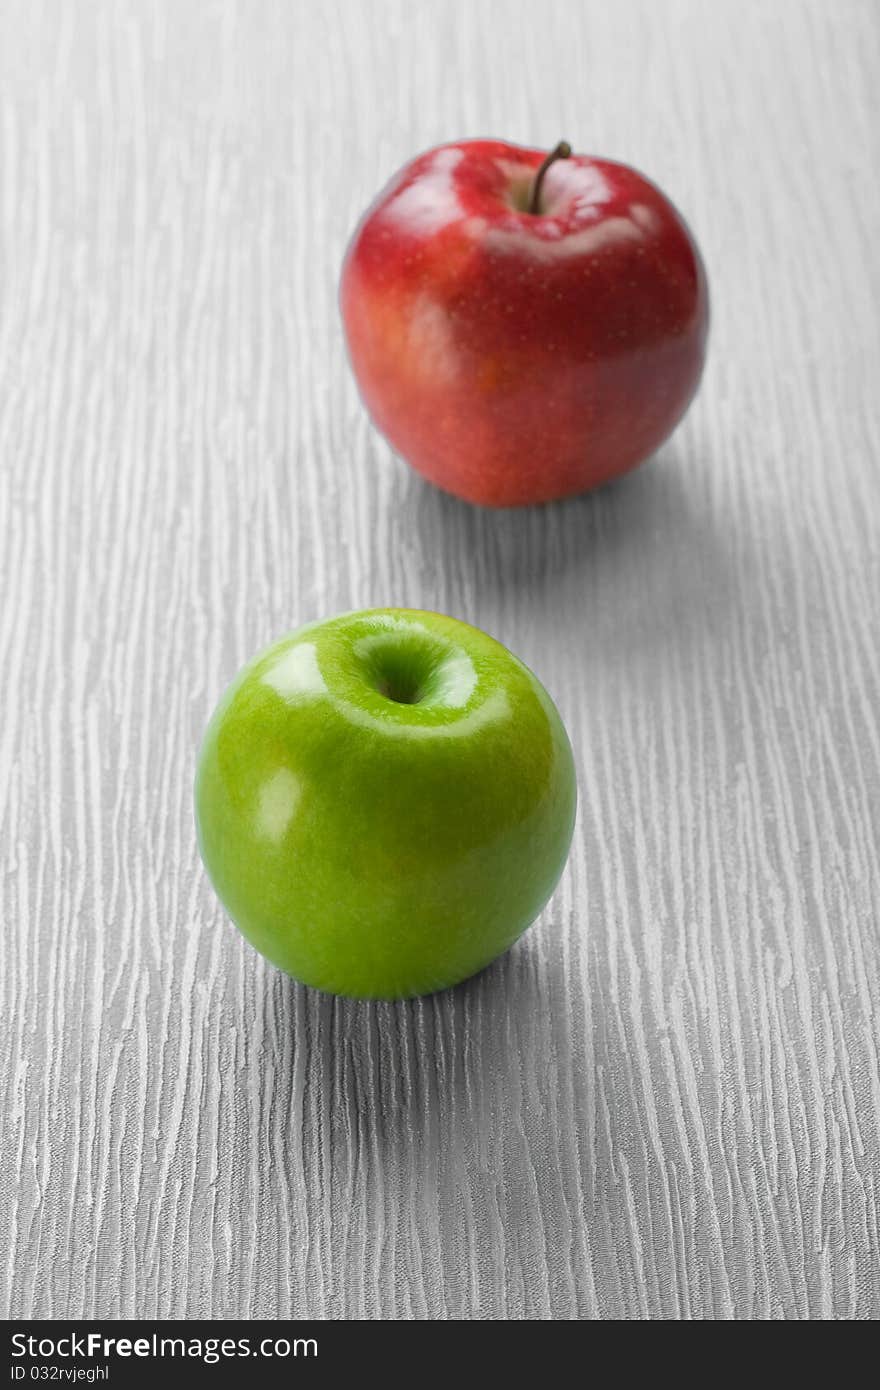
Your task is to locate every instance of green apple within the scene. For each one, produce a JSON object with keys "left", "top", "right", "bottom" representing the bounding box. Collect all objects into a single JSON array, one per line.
[{"left": 195, "top": 609, "right": 576, "bottom": 998}]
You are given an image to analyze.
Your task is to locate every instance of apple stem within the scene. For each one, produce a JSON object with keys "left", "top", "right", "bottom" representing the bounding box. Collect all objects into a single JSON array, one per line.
[{"left": 528, "top": 140, "right": 572, "bottom": 215}]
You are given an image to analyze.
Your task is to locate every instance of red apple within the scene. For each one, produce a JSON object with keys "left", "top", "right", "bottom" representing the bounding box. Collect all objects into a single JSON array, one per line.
[{"left": 340, "top": 140, "right": 708, "bottom": 507}]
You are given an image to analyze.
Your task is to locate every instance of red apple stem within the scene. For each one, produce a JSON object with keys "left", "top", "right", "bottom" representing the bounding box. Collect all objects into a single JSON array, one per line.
[{"left": 528, "top": 140, "right": 572, "bottom": 214}]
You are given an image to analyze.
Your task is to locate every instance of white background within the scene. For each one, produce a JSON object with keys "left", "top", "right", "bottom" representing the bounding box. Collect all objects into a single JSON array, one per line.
[{"left": 1, "top": 0, "right": 879, "bottom": 1318}]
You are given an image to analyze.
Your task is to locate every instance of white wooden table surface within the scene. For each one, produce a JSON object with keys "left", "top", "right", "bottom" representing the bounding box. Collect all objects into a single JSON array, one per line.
[{"left": 2, "top": 0, "right": 879, "bottom": 1321}]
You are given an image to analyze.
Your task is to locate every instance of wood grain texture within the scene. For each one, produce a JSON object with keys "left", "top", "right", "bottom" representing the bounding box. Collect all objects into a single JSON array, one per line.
[{"left": 1, "top": 0, "right": 879, "bottom": 1320}]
